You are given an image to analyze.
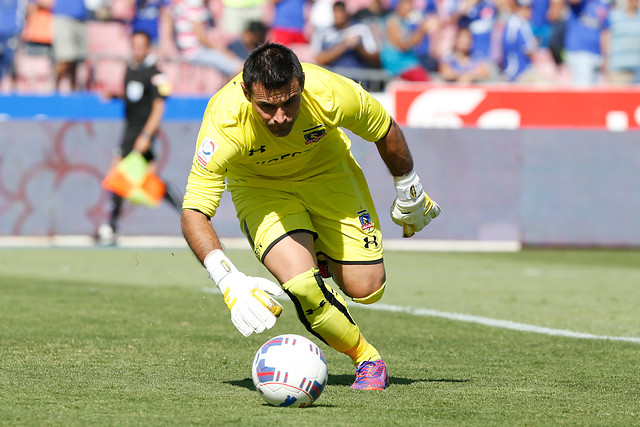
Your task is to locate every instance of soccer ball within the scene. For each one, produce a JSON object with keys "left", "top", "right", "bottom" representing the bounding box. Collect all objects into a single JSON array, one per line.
[{"left": 252, "top": 334, "right": 328, "bottom": 407}]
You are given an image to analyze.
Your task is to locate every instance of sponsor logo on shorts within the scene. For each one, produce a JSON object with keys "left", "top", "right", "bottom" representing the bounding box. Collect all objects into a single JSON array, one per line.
[
  {"left": 197, "top": 137, "right": 217, "bottom": 167},
  {"left": 358, "top": 209, "right": 374, "bottom": 231},
  {"left": 363, "top": 235, "right": 378, "bottom": 249}
]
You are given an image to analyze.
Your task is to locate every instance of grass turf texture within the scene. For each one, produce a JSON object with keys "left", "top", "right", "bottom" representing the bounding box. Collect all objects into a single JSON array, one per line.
[{"left": 0, "top": 248, "right": 638, "bottom": 425}]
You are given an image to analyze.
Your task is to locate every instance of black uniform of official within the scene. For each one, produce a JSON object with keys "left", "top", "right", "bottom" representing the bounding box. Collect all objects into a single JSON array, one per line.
[
  {"left": 104, "top": 54, "right": 180, "bottom": 236},
  {"left": 119, "top": 54, "right": 170, "bottom": 161}
]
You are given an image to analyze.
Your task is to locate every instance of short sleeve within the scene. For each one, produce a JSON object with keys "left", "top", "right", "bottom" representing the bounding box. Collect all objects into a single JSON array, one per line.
[
  {"left": 331, "top": 73, "right": 392, "bottom": 142},
  {"left": 181, "top": 98, "right": 243, "bottom": 217}
]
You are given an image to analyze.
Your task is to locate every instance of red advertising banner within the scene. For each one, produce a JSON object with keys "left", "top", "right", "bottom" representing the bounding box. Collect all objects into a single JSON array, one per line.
[{"left": 390, "top": 83, "right": 640, "bottom": 130}]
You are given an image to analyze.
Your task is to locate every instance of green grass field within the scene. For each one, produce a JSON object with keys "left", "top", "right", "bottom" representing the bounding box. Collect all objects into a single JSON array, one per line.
[{"left": 1, "top": 248, "right": 639, "bottom": 425}]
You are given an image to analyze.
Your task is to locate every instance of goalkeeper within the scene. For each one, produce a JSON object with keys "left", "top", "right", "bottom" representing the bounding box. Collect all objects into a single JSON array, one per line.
[{"left": 181, "top": 43, "right": 440, "bottom": 391}]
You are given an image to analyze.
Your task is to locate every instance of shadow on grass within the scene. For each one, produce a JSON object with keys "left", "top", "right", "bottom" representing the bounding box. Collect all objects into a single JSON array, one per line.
[
  {"left": 225, "top": 378, "right": 255, "bottom": 391},
  {"left": 224, "top": 378, "right": 336, "bottom": 408},
  {"left": 328, "top": 375, "right": 470, "bottom": 387},
  {"left": 225, "top": 376, "right": 469, "bottom": 392}
]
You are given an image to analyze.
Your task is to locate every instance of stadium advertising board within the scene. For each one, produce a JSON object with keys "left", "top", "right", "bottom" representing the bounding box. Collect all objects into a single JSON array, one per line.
[{"left": 390, "top": 83, "right": 640, "bottom": 131}]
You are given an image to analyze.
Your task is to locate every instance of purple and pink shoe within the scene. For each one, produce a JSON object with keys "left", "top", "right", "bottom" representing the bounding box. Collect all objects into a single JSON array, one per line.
[{"left": 350, "top": 359, "right": 390, "bottom": 390}]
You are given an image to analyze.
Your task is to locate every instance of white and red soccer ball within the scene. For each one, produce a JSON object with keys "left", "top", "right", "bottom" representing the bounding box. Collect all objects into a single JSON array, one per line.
[{"left": 252, "top": 334, "right": 328, "bottom": 407}]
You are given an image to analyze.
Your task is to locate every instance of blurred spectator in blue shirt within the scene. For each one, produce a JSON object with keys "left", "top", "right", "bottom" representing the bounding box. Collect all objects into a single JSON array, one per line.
[
  {"left": 439, "top": 25, "right": 492, "bottom": 82},
  {"left": 530, "top": 0, "right": 565, "bottom": 52},
  {"left": 407, "top": 0, "right": 441, "bottom": 72},
  {"left": 312, "top": 1, "right": 380, "bottom": 70},
  {"left": 456, "top": 0, "right": 499, "bottom": 61},
  {"left": 501, "top": 0, "right": 539, "bottom": 81},
  {"left": 52, "top": 0, "right": 87, "bottom": 90},
  {"left": 0, "top": 0, "right": 27, "bottom": 89},
  {"left": 564, "top": 0, "right": 610, "bottom": 86},
  {"left": 269, "top": 0, "right": 308, "bottom": 45},
  {"left": 131, "top": 0, "right": 170, "bottom": 46},
  {"left": 606, "top": 0, "right": 640, "bottom": 85}
]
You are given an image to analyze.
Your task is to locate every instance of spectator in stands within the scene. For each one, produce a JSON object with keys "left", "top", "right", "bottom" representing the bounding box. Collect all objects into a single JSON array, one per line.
[
  {"left": 21, "top": 0, "right": 53, "bottom": 57},
  {"left": 98, "top": 31, "right": 182, "bottom": 245},
  {"left": 380, "top": 0, "right": 431, "bottom": 81},
  {"left": 52, "top": 0, "right": 87, "bottom": 91},
  {"left": 312, "top": 1, "right": 380, "bottom": 71},
  {"left": 352, "top": 0, "right": 390, "bottom": 52},
  {"left": 228, "top": 20, "right": 268, "bottom": 60},
  {"left": 529, "top": 0, "right": 554, "bottom": 46},
  {"left": 606, "top": 0, "right": 640, "bottom": 85},
  {"left": 409, "top": 0, "right": 441, "bottom": 73},
  {"left": 501, "top": 0, "right": 539, "bottom": 81},
  {"left": 309, "top": 0, "right": 335, "bottom": 36},
  {"left": 269, "top": 0, "right": 309, "bottom": 45},
  {"left": 0, "top": 0, "right": 27, "bottom": 91},
  {"left": 130, "top": 0, "right": 171, "bottom": 46},
  {"left": 172, "top": 0, "right": 243, "bottom": 77},
  {"left": 439, "top": 25, "right": 492, "bottom": 82},
  {"left": 546, "top": 0, "right": 566, "bottom": 65},
  {"left": 455, "top": 0, "right": 499, "bottom": 62},
  {"left": 352, "top": 0, "right": 390, "bottom": 24},
  {"left": 220, "top": 0, "right": 268, "bottom": 38},
  {"left": 564, "top": 0, "right": 610, "bottom": 86}
]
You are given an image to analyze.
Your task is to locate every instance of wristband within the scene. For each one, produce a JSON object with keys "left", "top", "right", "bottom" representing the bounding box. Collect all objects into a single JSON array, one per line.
[
  {"left": 203, "top": 249, "right": 238, "bottom": 286},
  {"left": 393, "top": 170, "right": 423, "bottom": 201}
]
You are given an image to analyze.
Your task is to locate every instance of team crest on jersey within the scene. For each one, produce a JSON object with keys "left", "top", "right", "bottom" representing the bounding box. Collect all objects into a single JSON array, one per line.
[
  {"left": 197, "top": 137, "right": 217, "bottom": 168},
  {"left": 358, "top": 209, "right": 374, "bottom": 231},
  {"left": 303, "top": 124, "right": 326, "bottom": 145}
]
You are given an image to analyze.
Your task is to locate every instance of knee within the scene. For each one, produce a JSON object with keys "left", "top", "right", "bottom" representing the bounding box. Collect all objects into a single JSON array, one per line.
[
  {"left": 351, "top": 282, "right": 386, "bottom": 305},
  {"left": 341, "top": 272, "right": 386, "bottom": 305}
]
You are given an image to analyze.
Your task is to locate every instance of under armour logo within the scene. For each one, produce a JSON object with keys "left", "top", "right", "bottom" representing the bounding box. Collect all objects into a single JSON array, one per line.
[
  {"left": 305, "top": 300, "right": 325, "bottom": 315},
  {"left": 363, "top": 236, "right": 378, "bottom": 249},
  {"left": 249, "top": 145, "right": 266, "bottom": 156}
]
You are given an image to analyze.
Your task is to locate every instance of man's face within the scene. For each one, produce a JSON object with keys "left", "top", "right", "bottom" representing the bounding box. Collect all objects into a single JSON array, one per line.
[
  {"left": 333, "top": 6, "right": 348, "bottom": 28},
  {"left": 131, "top": 33, "right": 151, "bottom": 64},
  {"left": 243, "top": 77, "right": 303, "bottom": 137}
]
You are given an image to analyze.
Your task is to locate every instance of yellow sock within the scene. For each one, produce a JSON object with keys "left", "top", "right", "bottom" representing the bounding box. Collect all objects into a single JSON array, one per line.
[
  {"left": 283, "top": 268, "right": 379, "bottom": 365},
  {"left": 344, "top": 333, "right": 381, "bottom": 365}
]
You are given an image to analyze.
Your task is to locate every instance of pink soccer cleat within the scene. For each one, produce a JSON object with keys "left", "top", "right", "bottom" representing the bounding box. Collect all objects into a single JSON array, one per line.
[{"left": 350, "top": 359, "right": 390, "bottom": 390}]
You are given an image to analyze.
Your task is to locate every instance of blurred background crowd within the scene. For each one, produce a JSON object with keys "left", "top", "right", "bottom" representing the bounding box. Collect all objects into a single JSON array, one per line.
[{"left": 1, "top": 0, "right": 639, "bottom": 95}]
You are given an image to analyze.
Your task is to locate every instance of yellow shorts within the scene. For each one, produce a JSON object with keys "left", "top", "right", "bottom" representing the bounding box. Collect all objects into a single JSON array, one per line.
[{"left": 228, "top": 153, "right": 383, "bottom": 265}]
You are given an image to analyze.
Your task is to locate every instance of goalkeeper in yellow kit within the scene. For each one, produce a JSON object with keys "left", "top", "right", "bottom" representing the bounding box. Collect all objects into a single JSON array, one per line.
[{"left": 181, "top": 43, "right": 440, "bottom": 390}]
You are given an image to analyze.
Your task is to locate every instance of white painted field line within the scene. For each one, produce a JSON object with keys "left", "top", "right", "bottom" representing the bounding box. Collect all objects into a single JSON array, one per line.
[
  {"left": 201, "top": 287, "right": 640, "bottom": 344},
  {"left": 358, "top": 303, "right": 640, "bottom": 344}
]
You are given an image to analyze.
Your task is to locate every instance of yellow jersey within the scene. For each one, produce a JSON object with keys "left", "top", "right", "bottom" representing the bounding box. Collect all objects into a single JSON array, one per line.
[{"left": 182, "top": 63, "right": 392, "bottom": 217}]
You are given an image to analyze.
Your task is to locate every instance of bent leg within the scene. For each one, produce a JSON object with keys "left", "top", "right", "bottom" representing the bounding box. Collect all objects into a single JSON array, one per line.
[
  {"left": 263, "top": 232, "right": 380, "bottom": 365},
  {"left": 281, "top": 268, "right": 380, "bottom": 365}
]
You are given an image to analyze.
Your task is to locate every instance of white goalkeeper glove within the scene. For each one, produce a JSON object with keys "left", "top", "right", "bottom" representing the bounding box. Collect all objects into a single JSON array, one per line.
[
  {"left": 390, "top": 170, "right": 441, "bottom": 238},
  {"left": 204, "top": 250, "right": 283, "bottom": 337}
]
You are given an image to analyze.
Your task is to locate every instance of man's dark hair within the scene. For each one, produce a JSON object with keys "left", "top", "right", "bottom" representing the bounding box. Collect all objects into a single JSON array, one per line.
[
  {"left": 334, "top": 1, "right": 346, "bottom": 10},
  {"left": 243, "top": 43, "right": 304, "bottom": 93}
]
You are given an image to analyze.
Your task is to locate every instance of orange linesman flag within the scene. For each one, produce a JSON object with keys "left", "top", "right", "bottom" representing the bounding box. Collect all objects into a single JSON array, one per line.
[{"left": 101, "top": 152, "right": 166, "bottom": 207}]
